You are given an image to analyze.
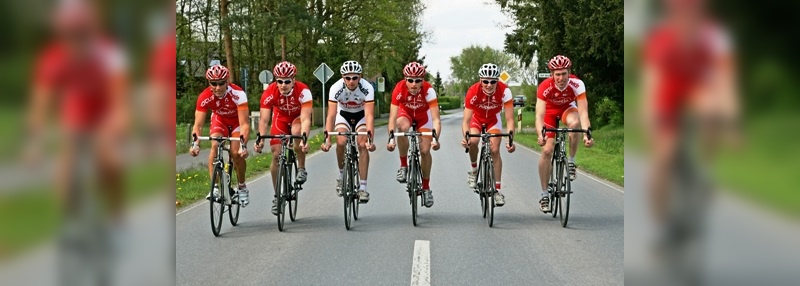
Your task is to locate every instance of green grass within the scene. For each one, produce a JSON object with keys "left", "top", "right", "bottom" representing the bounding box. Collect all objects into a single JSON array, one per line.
[
  {"left": 176, "top": 132, "right": 326, "bottom": 208},
  {"left": 503, "top": 108, "right": 624, "bottom": 186},
  {"left": 0, "top": 159, "right": 173, "bottom": 260}
]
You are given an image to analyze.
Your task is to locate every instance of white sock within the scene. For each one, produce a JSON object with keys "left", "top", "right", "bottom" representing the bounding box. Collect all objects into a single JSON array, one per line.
[
  {"left": 541, "top": 191, "right": 549, "bottom": 197},
  {"left": 359, "top": 180, "right": 367, "bottom": 191},
  {"left": 338, "top": 169, "right": 343, "bottom": 180},
  {"left": 569, "top": 157, "right": 575, "bottom": 163}
]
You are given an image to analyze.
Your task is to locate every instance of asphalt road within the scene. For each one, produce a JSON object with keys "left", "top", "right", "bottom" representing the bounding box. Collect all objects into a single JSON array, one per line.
[{"left": 175, "top": 111, "right": 624, "bottom": 286}]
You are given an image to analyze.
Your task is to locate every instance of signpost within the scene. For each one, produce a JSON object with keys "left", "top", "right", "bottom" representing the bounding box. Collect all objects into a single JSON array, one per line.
[
  {"left": 258, "top": 70, "right": 272, "bottom": 90},
  {"left": 314, "top": 63, "right": 335, "bottom": 130},
  {"left": 537, "top": 72, "right": 551, "bottom": 78},
  {"left": 499, "top": 71, "right": 511, "bottom": 84}
]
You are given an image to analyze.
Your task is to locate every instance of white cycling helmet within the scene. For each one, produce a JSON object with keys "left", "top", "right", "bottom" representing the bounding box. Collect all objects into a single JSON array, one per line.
[
  {"left": 340, "top": 60, "right": 363, "bottom": 74},
  {"left": 478, "top": 63, "right": 500, "bottom": 78}
]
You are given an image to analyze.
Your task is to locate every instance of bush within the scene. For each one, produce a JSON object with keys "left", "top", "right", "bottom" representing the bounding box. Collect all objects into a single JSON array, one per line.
[
  {"left": 594, "top": 96, "right": 622, "bottom": 127},
  {"left": 438, "top": 96, "right": 461, "bottom": 110}
]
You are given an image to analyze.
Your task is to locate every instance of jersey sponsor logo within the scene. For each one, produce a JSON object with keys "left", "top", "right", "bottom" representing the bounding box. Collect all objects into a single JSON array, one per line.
[
  {"left": 200, "top": 96, "right": 214, "bottom": 108},
  {"left": 215, "top": 109, "right": 236, "bottom": 117},
  {"left": 231, "top": 94, "right": 239, "bottom": 101},
  {"left": 569, "top": 80, "right": 579, "bottom": 88},
  {"left": 262, "top": 95, "right": 274, "bottom": 106},
  {"left": 357, "top": 83, "right": 370, "bottom": 96},
  {"left": 278, "top": 105, "right": 300, "bottom": 114},
  {"left": 404, "top": 102, "right": 425, "bottom": 110},
  {"left": 550, "top": 97, "right": 573, "bottom": 105},
  {"left": 341, "top": 101, "right": 363, "bottom": 109}
]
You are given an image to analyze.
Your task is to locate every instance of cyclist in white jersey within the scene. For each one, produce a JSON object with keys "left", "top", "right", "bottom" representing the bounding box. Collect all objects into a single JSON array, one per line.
[{"left": 321, "top": 60, "right": 377, "bottom": 203}]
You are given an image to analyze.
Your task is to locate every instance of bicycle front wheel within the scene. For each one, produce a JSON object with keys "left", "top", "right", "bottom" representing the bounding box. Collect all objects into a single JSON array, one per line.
[
  {"left": 560, "top": 160, "right": 571, "bottom": 228},
  {"left": 276, "top": 163, "right": 287, "bottom": 232},
  {"left": 210, "top": 168, "right": 224, "bottom": 236},
  {"left": 352, "top": 163, "right": 360, "bottom": 221},
  {"left": 228, "top": 169, "right": 240, "bottom": 226},
  {"left": 343, "top": 162, "right": 353, "bottom": 230},
  {"left": 409, "top": 160, "right": 418, "bottom": 226},
  {"left": 288, "top": 151, "right": 299, "bottom": 222}
]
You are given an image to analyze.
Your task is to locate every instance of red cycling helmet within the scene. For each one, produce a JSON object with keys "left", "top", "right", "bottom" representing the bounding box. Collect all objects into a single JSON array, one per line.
[
  {"left": 403, "top": 62, "right": 426, "bottom": 77},
  {"left": 206, "top": 64, "right": 230, "bottom": 81},
  {"left": 547, "top": 55, "right": 572, "bottom": 70},
  {"left": 273, "top": 61, "right": 297, "bottom": 78}
]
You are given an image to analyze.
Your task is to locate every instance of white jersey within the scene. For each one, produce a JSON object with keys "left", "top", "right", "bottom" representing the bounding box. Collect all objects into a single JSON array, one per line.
[{"left": 328, "top": 78, "right": 375, "bottom": 113}]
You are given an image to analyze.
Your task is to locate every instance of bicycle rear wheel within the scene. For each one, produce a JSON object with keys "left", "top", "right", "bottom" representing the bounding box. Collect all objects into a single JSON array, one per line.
[
  {"left": 276, "top": 163, "right": 287, "bottom": 232},
  {"left": 210, "top": 168, "right": 224, "bottom": 236},
  {"left": 228, "top": 169, "right": 240, "bottom": 226}
]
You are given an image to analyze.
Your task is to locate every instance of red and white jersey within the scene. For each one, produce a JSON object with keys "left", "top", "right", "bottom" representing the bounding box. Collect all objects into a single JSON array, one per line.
[
  {"left": 537, "top": 75, "right": 586, "bottom": 108},
  {"left": 464, "top": 81, "right": 513, "bottom": 122},
  {"left": 195, "top": 83, "right": 248, "bottom": 118},
  {"left": 33, "top": 37, "right": 127, "bottom": 130},
  {"left": 328, "top": 78, "right": 375, "bottom": 113},
  {"left": 391, "top": 81, "right": 438, "bottom": 116},
  {"left": 260, "top": 80, "right": 313, "bottom": 120}
]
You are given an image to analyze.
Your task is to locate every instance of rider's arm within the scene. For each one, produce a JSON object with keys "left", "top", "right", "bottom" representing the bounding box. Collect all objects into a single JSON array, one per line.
[
  {"left": 237, "top": 106, "right": 250, "bottom": 142},
  {"left": 364, "top": 101, "right": 375, "bottom": 135},
  {"left": 535, "top": 98, "right": 546, "bottom": 135},
  {"left": 258, "top": 108, "right": 272, "bottom": 136},
  {"left": 192, "top": 110, "right": 206, "bottom": 140},
  {"left": 503, "top": 101, "right": 515, "bottom": 134},
  {"left": 300, "top": 103, "right": 312, "bottom": 137},
  {"left": 388, "top": 103, "right": 398, "bottom": 134},
  {"left": 325, "top": 101, "right": 337, "bottom": 133},
  {"left": 575, "top": 94, "right": 591, "bottom": 131},
  {"left": 462, "top": 108, "right": 474, "bottom": 135},
  {"left": 430, "top": 101, "right": 442, "bottom": 139}
]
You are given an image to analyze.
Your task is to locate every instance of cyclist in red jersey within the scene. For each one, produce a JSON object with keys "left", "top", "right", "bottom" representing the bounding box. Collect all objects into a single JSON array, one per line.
[
  {"left": 535, "top": 55, "right": 594, "bottom": 213},
  {"left": 254, "top": 61, "right": 313, "bottom": 215},
  {"left": 642, "top": 0, "right": 739, "bottom": 226},
  {"left": 460, "top": 63, "right": 517, "bottom": 207},
  {"left": 190, "top": 65, "right": 252, "bottom": 206},
  {"left": 386, "top": 62, "right": 441, "bottom": 208},
  {"left": 28, "top": 0, "right": 129, "bottom": 226}
]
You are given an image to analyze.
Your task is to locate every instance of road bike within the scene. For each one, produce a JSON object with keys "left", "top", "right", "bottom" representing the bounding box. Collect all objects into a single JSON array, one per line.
[
  {"left": 193, "top": 129, "right": 245, "bottom": 236},
  {"left": 541, "top": 118, "right": 591, "bottom": 227},
  {"left": 255, "top": 132, "right": 307, "bottom": 232},
  {"left": 325, "top": 130, "right": 372, "bottom": 230},
  {"left": 388, "top": 122, "right": 438, "bottom": 226},
  {"left": 464, "top": 124, "right": 513, "bottom": 227}
]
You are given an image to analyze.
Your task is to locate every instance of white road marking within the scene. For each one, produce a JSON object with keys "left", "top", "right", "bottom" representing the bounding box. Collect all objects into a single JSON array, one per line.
[{"left": 411, "top": 240, "right": 431, "bottom": 286}]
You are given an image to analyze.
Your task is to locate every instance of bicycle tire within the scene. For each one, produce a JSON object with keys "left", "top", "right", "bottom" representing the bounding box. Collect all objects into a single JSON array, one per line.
[
  {"left": 556, "top": 156, "right": 565, "bottom": 223},
  {"left": 487, "top": 157, "right": 495, "bottom": 227},
  {"left": 352, "top": 155, "right": 360, "bottom": 221},
  {"left": 343, "top": 158, "right": 353, "bottom": 230},
  {"left": 560, "top": 158, "right": 571, "bottom": 228},
  {"left": 288, "top": 151, "right": 298, "bottom": 222},
  {"left": 409, "top": 157, "right": 418, "bottom": 226},
  {"left": 551, "top": 156, "right": 560, "bottom": 218},
  {"left": 210, "top": 167, "right": 224, "bottom": 237},
  {"left": 276, "top": 161, "right": 287, "bottom": 232},
  {"left": 228, "top": 166, "right": 240, "bottom": 226}
]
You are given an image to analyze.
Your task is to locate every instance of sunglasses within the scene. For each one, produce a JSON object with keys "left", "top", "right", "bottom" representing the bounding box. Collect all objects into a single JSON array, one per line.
[
  {"left": 406, "top": 78, "right": 423, "bottom": 83},
  {"left": 209, "top": 80, "right": 227, "bottom": 87},
  {"left": 344, "top": 76, "right": 360, "bottom": 81},
  {"left": 276, "top": 79, "right": 293, "bottom": 85},
  {"left": 482, "top": 79, "right": 498, "bottom": 85}
]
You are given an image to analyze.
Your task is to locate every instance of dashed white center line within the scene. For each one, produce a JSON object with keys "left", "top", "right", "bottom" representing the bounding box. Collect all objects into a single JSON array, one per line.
[{"left": 411, "top": 240, "right": 430, "bottom": 286}]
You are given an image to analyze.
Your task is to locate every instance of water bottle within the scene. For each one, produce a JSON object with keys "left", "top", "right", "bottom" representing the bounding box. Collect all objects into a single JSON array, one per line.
[{"left": 222, "top": 171, "right": 231, "bottom": 204}]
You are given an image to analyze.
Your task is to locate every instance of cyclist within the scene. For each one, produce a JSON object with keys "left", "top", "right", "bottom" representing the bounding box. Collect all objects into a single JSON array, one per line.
[
  {"left": 321, "top": 60, "right": 377, "bottom": 203},
  {"left": 535, "top": 55, "right": 594, "bottom": 213},
  {"left": 461, "top": 63, "right": 516, "bottom": 207},
  {"left": 386, "top": 62, "right": 441, "bottom": 208},
  {"left": 254, "top": 61, "right": 313, "bottom": 215},
  {"left": 190, "top": 64, "right": 251, "bottom": 206}
]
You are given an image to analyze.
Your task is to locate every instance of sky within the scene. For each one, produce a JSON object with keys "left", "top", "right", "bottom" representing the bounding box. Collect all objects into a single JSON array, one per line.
[{"left": 418, "top": 0, "right": 515, "bottom": 82}]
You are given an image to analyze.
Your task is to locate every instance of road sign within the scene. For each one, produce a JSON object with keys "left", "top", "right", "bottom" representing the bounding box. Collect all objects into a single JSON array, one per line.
[
  {"left": 499, "top": 71, "right": 511, "bottom": 83},
  {"left": 377, "top": 77, "right": 385, "bottom": 92},
  {"left": 538, "top": 73, "right": 551, "bottom": 78},
  {"left": 314, "top": 63, "right": 335, "bottom": 84},
  {"left": 258, "top": 70, "right": 272, "bottom": 84}
]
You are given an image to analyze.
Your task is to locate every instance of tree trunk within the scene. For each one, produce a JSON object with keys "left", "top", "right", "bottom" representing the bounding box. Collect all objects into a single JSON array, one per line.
[{"left": 220, "top": 0, "right": 236, "bottom": 82}]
